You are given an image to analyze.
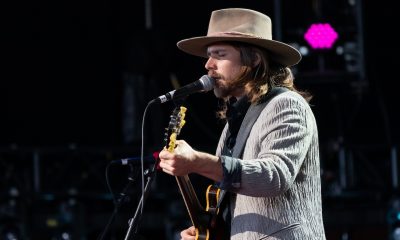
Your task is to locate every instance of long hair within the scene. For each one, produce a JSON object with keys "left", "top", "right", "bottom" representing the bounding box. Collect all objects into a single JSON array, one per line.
[{"left": 216, "top": 42, "right": 312, "bottom": 119}]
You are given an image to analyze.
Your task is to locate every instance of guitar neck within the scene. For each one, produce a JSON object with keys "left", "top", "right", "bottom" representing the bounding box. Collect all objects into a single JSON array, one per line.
[
  {"left": 164, "top": 105, "right": 212, "bottom": 237},
  {"left": 175, "top": 175, "right": 205, "bottom": 228}
]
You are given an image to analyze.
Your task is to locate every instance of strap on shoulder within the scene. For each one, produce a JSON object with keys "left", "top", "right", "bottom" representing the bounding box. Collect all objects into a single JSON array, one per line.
[{"left": 232, "top": 87, "right": 289, "bottom": 158}]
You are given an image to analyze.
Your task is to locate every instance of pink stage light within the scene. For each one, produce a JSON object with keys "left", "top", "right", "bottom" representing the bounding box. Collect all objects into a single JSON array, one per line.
[{"left": 304, "top": 23, "right": 338, "bottom": 49}]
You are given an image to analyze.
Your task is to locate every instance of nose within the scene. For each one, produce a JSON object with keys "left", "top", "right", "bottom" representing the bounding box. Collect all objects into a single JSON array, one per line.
[{"left": 205, "top": 57, "right": 216, "bottom": 70}]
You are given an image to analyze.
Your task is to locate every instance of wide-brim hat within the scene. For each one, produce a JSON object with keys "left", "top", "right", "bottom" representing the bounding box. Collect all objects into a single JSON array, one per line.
[{"left": 177, "top": 8, "right": 301, "bottom": 67}]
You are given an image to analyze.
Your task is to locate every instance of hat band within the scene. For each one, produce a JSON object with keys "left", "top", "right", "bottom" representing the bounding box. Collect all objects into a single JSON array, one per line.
[{"left": 208, "top": 31, "right": 264, "bottom": 39}]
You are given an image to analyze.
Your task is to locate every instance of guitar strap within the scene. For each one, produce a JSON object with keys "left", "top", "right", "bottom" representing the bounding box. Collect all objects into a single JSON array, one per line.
[
  {"left": 216, "top": 87, "right": 289, "bottom": 228},
  {"left": 232, "top": 86, "right": 289, "bottom": 158}
]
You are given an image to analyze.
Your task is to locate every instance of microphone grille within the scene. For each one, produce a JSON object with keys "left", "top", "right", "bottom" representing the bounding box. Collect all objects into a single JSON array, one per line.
[{"left": 199, "top": 75, "right": 215, "bottom": 91}]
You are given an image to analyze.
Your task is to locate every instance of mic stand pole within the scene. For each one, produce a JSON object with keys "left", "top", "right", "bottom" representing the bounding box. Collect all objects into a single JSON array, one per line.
[
  {"left": 124, "top": 98, "right": 186, "bottom": 239},
  {"left": 123, "top": 163, "right": 158, "bottom": 240},
  {"left": 97, "top": 165, "right": 137, "bottom": 240}
]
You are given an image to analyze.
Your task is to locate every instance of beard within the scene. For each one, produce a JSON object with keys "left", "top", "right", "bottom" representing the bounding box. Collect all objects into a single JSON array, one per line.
[{"left": 213, "top": 80, "right": 237, "bottom": 99}]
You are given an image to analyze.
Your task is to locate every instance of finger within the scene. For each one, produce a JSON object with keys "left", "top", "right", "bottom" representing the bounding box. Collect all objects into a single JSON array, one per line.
[
  {"left": 159, "top": 161, "right": 175, "bottom": 175},
  {"left": 188, "top": 226, "right": 196, "bottom": 235},
  {"left": 162, "top": 168, "right": 172, "bottom": 175},
  {"left": 159, "top": 149, "right": 173, "bottom": 159},
  {"left": 180, "top": 227, "right": 196, "bottom": 240},
  {"left": 158, "top": 161, "right": 171, "bottom": 171}
]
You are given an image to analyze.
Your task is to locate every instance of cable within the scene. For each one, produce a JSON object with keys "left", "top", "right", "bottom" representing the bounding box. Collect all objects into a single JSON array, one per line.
[
  {"left": 97, "top": 162, "right": 124, "bottom": 240},
  {"left": 140, "top": 101, "right": 153, "bottom": 216},
  {"left": 98, "top": 100, "right": 154, "bottom": 240},
  {"left": 105, "top": 162, "right": 117, "bottom": 204},
  {"left": 99, "top": 162, "right": 138, "bottom": 240}
]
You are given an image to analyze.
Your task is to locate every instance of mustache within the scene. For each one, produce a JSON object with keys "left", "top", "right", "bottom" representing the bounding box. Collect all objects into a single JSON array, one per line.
[{"left": 208, "top": 71, "right": 222, "bottom": 80}]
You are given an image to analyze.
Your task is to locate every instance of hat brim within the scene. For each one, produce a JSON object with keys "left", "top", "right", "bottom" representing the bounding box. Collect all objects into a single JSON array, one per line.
[{"left": 177, "top": 36, "right": 301, "bottom": 67}]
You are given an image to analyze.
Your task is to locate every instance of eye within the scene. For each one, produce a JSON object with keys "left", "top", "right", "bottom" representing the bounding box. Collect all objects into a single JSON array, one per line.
[
  {"left": 207, "top": 49, "right": 228, "bottom": 59},
  {"left": 218, "top": 53, "right": 226, "bottom": 58},
  {"left": 213, "top": 51, "right": 227, "bottom": 59}
]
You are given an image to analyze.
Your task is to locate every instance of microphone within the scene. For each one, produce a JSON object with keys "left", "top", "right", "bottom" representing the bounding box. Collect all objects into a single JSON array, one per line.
[
  {"left": 150, "top": 75, "right": 215, "bottom": 104},
  {"left": 111, "top": 152, "right": 159, "bottom": 165}
]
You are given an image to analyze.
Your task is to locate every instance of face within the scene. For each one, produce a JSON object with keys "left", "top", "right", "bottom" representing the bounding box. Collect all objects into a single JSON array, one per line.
[{"left": 205, "top": 43, "right": 245, "bottom": 99}]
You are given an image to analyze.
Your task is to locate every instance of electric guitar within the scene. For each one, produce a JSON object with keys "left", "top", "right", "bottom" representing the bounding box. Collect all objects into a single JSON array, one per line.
[{"left": 164, "top": 105, "right": 226, "bottom": 240}]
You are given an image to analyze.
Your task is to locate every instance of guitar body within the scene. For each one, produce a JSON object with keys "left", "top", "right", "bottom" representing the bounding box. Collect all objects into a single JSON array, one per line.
[
  {"left": 205, "top": 185, "right": 229, "bottom": 240},
  {"left": 165, "top": 106, "right": 228, "bottom": 240},
  {"left": 174, "top": 176, "right": 228, "bottom": 240}
]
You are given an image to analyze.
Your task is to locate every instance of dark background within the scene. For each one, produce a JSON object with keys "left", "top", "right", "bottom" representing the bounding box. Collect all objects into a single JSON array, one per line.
[{"left": 1, "top": 0, "right": 400, "bottom": 239}]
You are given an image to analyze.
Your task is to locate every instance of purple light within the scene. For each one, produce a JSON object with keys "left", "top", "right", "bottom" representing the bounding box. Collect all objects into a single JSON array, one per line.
[{"left": 304, "top": 23, "right": 338, "bottom": 49}]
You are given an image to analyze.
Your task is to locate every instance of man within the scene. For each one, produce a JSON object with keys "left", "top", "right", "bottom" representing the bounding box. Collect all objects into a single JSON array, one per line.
[{"left": 159, "top": 8, "right": 326, "bottom": 240}]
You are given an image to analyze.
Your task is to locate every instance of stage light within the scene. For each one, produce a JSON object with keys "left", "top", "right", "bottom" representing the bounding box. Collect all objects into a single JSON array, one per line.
[
  {"left": 299, "top": 46, "right": 310, "bottom": 56},
  {"left": 288, "top": 42, "right": 309, "bottom": 57},
  {"left": 304, "top": 23, "right": 338, "bottom": 49}
]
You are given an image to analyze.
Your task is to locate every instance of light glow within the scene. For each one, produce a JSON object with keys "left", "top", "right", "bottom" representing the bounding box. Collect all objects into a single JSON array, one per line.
[{"left": 304, "top": 23, "right": 338, "bottom": 49}]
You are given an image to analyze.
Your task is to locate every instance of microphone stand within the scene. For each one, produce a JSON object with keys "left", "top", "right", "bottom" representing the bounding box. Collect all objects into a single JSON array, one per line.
[
  {"left": 123, "top": 161, "right": 159, "bottom": 240},
  {"left": 124, "top": 98, "right": 186, "bottom": 239},
  {"left": 97, "top": 165, "right": 138, "bottom": 240}
]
